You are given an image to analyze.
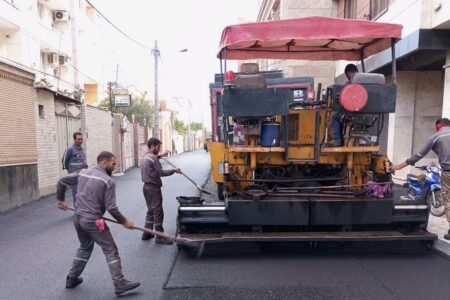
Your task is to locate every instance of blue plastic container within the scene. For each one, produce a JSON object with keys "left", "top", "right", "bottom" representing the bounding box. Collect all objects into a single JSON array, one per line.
[{"left": 260, "top": 122, "right": 280, "bottom": 147}]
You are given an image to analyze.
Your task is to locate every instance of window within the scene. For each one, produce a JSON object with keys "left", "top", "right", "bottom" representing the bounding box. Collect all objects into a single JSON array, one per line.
[
  {"left": 38, "top": 105, "right": 45, "bottom": 118},
  {"left": 370, "top": 0, "right": 389, "bottom": 20},
  {"left": 344, "top": 0, "right": 357, "bottom": 19}
]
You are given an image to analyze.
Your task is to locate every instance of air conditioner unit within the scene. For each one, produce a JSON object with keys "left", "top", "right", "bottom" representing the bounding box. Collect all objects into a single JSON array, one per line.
[
  {"left": 47, "top": 53, "right": 59, "bottom": 67},
  {"left": 59, "top": 55, "right": 68, "bottom": 66},
  {"left": 53, "top": 10, "right": 69, "bottom": 22}
]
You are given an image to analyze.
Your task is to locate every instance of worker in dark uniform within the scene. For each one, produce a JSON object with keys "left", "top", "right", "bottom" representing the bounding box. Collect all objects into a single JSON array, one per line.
[
  {"left": 140, "top": 138, "right": 180, "bottom": 244},
  {"left": 57, "top": 151, "right": 140, "bottom": 296},
  {"left": 329, "top": 63, "right": 359, "bottom": 147},
  {"left": 62, "top": 132, "right": 88, "bottom": 204}
]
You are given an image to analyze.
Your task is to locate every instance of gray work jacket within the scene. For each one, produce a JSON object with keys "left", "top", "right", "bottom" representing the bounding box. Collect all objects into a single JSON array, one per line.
[
  {"left": 63, "top": 144, "right": 87, "bottom": 173},
  {"left": 140, "top": 151, "right": 174, "bottom": 187},
  {"left": 406, "top": 127, "right": 450, "bottom": 171},
  {"left": 57, "top": 166, "right": 126, "bottom": 223}
]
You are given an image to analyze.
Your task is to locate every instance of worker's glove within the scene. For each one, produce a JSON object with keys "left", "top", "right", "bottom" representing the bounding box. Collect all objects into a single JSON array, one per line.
[{"left": 95, "top": 219, "right": 105, "bottom": 232}]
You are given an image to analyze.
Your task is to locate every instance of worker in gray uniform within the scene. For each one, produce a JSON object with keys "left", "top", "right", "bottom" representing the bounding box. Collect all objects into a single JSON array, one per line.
[
  {"left": 391, "top": 118, "right": 450, "bottom": 240},
  {"left": 140, "top": 138, "right": 180, "bottom": 244},
  {"left": 57, "top": 151, "right": 140, "bottom": 296},
  {"left": 62, "top": 132, "right": 88, "bottom": 204}
]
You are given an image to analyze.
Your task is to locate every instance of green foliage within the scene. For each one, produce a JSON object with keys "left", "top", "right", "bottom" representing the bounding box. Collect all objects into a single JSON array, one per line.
[
  {"left": 99, "top": 92, "right": 153, "bottom": 125},
  {"left": 189, "top": 122, "right": 203, "bottom": 131}
]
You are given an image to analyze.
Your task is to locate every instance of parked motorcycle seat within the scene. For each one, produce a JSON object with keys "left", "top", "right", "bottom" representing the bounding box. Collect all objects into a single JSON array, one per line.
[{"left": 407, "top": 174, "right": 426, "bottom": 185}]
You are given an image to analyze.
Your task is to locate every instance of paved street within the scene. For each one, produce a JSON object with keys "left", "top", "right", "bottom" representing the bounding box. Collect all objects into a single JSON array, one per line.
[{"left": 1, "top": 150, "right": 450, "bottom": 299}]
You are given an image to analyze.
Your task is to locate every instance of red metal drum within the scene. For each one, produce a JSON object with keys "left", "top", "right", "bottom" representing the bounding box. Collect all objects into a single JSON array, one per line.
[{"left": 340, "top": 84, "right": 368, "bottom": 112}]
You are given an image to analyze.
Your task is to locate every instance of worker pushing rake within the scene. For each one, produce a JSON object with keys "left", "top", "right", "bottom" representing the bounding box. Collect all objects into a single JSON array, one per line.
[{"left": 56, "top": 150, "right": 207, "bottom": 297}]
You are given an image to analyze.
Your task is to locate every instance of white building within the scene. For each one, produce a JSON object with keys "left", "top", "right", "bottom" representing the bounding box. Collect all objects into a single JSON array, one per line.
[
  {"left": 0, "top": 0, "right": 106, "bottom": 199},
  {"left": 0, "top": 0, "right": 103, "bottom": 102},
  {"left": 257, "top": 0, "right": 450, "bottom": 179}
]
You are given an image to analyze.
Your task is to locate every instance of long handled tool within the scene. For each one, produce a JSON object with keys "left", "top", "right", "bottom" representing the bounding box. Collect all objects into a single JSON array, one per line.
[
  {"left": 66, "top": 207, "right": 206, "bottom": 257},
  {"left": 162, "top": 158, "right": 212, "bottom": 195}
]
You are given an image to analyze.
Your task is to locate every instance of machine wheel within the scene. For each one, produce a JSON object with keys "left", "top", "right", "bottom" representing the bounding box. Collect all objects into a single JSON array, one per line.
[
  {"left": 217, "top": 183, "right": 225, "bottom": 201},
  {"left": 427, "top": 190, "right": 445, "bottom": 217}
]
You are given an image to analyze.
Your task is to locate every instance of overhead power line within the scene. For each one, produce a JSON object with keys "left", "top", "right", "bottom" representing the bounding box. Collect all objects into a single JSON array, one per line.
[{"left": 84, "top": 0, "right": 149, "bottom": 50}]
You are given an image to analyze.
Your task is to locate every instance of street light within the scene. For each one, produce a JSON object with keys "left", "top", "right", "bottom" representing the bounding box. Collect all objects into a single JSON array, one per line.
[{"left": 151, "top": 41, "right": 188, "bottom": 139}]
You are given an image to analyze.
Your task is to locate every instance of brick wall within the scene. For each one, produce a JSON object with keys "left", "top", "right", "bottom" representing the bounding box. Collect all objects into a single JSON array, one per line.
[
  {"left": 35, "top": 89, "right": 59, "bottom": 196},
  {"left": 0, "top": 62, "right": 37, "bottom": 165},
  {"left": 0, "top": 62, "right": 39, "bottom": 212},
  {"left": 84, "top": 105, "right": 113, "bottom": 166}
]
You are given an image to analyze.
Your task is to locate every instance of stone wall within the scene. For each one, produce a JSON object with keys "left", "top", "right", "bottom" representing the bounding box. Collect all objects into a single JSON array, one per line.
[
  {"left": 84, "top": 105, "right": 113, "bottom": 166},
  {"left": 389, "top": 71, "right": 444, "bottom": 179}
]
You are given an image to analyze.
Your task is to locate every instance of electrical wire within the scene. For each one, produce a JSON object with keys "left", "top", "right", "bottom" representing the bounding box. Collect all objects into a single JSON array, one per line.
[{"left": 84, "top": 0, "right": 150, "bottom": 50}]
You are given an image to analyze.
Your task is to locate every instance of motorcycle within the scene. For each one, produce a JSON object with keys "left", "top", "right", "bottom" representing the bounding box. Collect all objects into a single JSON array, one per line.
[{"left": 401, "top": 162, "right": 445, "bottom": 217}]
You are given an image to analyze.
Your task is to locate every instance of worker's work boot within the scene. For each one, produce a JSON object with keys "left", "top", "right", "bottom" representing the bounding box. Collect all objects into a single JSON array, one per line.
[
  {"left": 141, "top": 233, "right": 154, "bottom": 240},
  {"left": 114, "top": 280, "right": 141, "bottom": 296},
  {"left": 66, "top": 275, "right": 83, "bottom": 289},
  {"left": 155, "top": 236, "right": 173, "bottom": 245},
  {"left": 154, "top": 225, "right": 173, "bottom": 245},
  {"left": 444, "top": 230, "right": 450, "bottom": 240}
]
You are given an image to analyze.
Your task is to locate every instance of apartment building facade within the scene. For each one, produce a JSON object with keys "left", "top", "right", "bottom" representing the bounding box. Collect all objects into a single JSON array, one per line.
[
  {"left": 0, "top": 0, "right": 107, "bottom": 211},
  {"left": 257, "top": 0, "right": 450, "bottom": 178}
]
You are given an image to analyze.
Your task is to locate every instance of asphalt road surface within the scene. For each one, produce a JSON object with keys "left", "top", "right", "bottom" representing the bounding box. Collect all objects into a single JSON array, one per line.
[{"left": 1, "top": 150, "right": 450, "bottom": 300}]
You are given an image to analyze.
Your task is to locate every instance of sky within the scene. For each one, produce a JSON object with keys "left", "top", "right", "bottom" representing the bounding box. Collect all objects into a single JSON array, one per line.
[{"left": 95, "top": 0, "right": 260, "bottom": 129}]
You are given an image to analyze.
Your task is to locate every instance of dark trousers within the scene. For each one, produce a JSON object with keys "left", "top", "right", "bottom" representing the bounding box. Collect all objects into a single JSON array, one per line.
[
  {"left": 143, "top": 183, "right": 164, "bottom": 231},
  {"left": 68, "top": 215, "right": 125, "bottom": 286},
  {"left": 331, "top": 111, "right": 344, "bottom": 143}
]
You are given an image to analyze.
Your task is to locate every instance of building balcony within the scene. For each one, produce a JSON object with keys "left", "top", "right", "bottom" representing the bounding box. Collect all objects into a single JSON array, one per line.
[
  {"left": 38, "top": 0, "right": 69, "bottom": 11},
  {"left": 0, "top": 1, "right": 22, "bottom": 30}
]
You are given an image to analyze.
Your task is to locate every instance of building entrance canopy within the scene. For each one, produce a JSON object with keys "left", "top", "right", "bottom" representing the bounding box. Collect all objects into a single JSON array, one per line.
[{"left": 218, "top": 16, "right": 402, "bottom": 61}]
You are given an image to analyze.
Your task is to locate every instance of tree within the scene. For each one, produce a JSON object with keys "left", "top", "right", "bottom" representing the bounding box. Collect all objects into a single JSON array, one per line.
[
  {"left": 189, "top": 122, "right": 203, "bottom": 131},
  {"left": 99, "top": 92, "right": 154, "bottom": 126},
  {"left": 170, "top": 111, "right": 186, "bottom": 132}
]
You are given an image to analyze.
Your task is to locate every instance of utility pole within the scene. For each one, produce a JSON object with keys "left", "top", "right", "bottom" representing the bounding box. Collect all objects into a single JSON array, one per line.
[
  {"left": 108, "top": 81, "right": 113, "bottom": 112},
  {"left": 187, "top": 99, "right": 191, "bottom": 150},
  {"left": 152, "top": 40, "right": 160, "bottom": 139}
]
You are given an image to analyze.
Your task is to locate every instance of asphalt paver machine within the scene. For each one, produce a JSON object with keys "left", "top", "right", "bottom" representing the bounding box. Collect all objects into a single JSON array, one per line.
[{"left": 178, "top": 17, "right": 436, "bottom": 246}]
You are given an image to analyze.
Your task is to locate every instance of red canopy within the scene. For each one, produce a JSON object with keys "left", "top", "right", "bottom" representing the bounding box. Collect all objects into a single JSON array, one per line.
[{"left": 218, "top": 16, "right": 402, "bottom": 61}]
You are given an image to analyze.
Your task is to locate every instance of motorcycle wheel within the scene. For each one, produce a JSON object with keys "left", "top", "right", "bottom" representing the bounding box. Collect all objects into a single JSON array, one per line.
[{"left": 427, "top": 190, "right": 445, "bottom": 217}]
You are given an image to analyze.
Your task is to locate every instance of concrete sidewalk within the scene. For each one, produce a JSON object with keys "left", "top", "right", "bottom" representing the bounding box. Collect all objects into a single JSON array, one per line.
[
  {"left": 200, "top": 174, "right": 450, "bottom": 255},
  {"left": 428, "top": 214, "right": 450, "bottom": 256}
]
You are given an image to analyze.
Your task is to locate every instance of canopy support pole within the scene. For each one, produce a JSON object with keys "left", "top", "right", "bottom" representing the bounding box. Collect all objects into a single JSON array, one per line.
[
  {"left": 219, "top": 53, "right": 224, "bottom": 88},
  {"left": 391, "top": 39, "right": 397, "bottom": 85},
  {"left": 360, "top": 50, "right": 366, "bottom": 72}
]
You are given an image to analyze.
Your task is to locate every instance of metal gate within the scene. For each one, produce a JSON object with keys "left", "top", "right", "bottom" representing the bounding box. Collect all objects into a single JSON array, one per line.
[{"left": 55, "top": 101, "right": 81, "bottom": 177}]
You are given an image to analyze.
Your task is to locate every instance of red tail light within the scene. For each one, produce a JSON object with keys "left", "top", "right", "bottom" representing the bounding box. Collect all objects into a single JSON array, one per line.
[{"left": 307, "top": 90, "right": 315, "bottom": 100}]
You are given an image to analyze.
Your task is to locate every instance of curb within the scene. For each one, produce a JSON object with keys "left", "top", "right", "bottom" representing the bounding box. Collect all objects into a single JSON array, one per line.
[{"left": 431, "top": 238, "right": 450, "bottom": 259}]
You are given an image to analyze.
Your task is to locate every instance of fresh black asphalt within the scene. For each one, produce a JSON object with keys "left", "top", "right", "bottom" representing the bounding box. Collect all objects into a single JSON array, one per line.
[{"left": 1, "top": 150, "right": 449, "bottom": 299}]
